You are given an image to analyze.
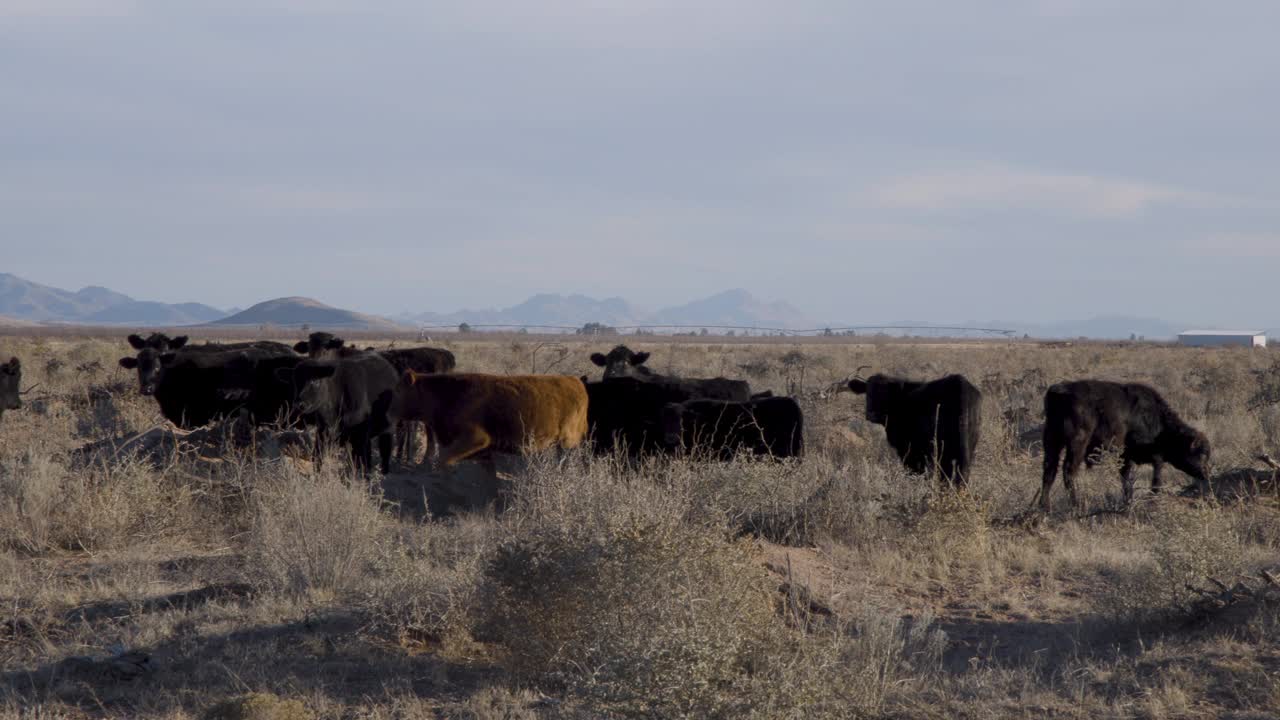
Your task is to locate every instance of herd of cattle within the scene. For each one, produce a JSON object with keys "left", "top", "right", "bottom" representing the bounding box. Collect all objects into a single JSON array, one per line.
[{"left": 0, "top": 334, "right": 1231, "bottom": 511}]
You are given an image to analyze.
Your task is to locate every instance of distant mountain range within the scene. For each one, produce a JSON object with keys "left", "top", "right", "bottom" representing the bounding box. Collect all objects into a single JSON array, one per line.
[
  {"left": 0, "top": 273, "right": 227, "bottom": 325},
  {"left": 0, "top": 272, "right": 1269, "bottom": 339},
  {"left": 401, "top": 288, "right": 814, "bottom": 331}
]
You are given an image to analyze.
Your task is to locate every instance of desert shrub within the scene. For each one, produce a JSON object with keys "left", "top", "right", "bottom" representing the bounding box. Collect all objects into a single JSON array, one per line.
[
  {"left": 247, "top": 462, "right": 388, "bottom": 598},
  {"left": 360, "top": 513, "right": 495, "bottom": 652},
  {"left": 1100, "top": 503, "right": 1246, "bottom": 620},
  {"left": 472, "top": 454, "right": 944, "bottom": 718},
  {"left": 0, "top": 448, "right": 194, "bottom": 553}
]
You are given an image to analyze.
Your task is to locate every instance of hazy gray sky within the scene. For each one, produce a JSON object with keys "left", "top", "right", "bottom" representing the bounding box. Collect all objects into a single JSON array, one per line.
[{"left": 3, "top": 1, "right": 1277, "bottom": 324}]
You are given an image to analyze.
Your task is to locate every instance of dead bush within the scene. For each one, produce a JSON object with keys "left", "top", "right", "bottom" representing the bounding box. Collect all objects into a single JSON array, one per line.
[{"left": 246, "top": 462, "right": 389, "bottom": 598}]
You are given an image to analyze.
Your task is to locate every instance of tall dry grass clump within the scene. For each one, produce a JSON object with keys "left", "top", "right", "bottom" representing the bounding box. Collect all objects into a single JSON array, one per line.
[
  {"left": 468, "top": 451, "right": 943, "bottom": 718},
  {"left": 246, "top": 460, "right": 389, "bottom": 599},
  {"left": 0, "top": 448, "right": 195, "bottom": 553}
]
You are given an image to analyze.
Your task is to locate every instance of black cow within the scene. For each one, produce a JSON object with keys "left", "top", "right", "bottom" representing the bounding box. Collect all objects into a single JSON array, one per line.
[
  {"left": 293, "top": 331, "right": 354, "bottom": 357},
  {"left": 583, "top": 375, "right": 753, "bottom": 457},
  {"left": 661, "top": 395, "right": 804, "bottom": 460},
  {"left": 143, "top": 348, "right": 304, "bottom": 429},
  {"left": 295, "top": 333, "right": 457, "bottom": 463},
  {"left": 0, "top": 357, "right": 21, "bottom": 421},
  {"left": 118, "top": 333, "right": 295, "bottom": 395},
  {"left": 590, "top": 345, "right": 657, "bottom": 379},
  {"left": 589, "top": 345, "right": 754, "bottom": 398},
  {"left": 274, "top": 354, "right": 399, "bottom": 474},
  {"left": 847, "top": 373, "right": 982, "bottom": 487},
  {"left": 1040, "top": 380, "right": 1211, "bottom": 511}
]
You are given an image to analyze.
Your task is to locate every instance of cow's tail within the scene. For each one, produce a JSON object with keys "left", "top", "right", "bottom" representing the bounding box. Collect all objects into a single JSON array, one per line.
[{"left": 958, "top": 386, "right": 982, "bottom": 483}]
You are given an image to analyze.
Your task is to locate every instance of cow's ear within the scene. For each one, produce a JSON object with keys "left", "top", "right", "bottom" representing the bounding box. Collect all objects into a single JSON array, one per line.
[
  {"left": 590, "top": 353, "right": 607, "bottom": 367},
  {"left": 292, "top": 342, "right": 309, "bottom": 354},
  {"left": 127, "top": 334, "right": 147, "bottom": 350},
  {"left": 118, "top": 357, "right": 138, "bottom": 369},
  {"left": 847, "top": 379, "right": 868, "bottom": 394},
  {"left": 630, "top": 352, "right": 650, "bottom": 365},
  {"left": 170, "top": 336, "right": 189, "bottom": 349}
]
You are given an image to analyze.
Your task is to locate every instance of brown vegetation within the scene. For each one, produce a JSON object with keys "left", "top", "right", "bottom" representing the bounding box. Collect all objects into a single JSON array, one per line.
[{"left": 1, "top": 333, "right": 1278, "bottom": 718}]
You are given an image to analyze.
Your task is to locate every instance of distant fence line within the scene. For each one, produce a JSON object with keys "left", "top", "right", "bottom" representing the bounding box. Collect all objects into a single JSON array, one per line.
[{"left": 415, "top": 323, "right": 1019, "bottom": 338}]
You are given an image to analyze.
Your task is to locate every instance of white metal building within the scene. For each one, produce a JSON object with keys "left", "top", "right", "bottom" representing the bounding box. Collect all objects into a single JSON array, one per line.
[{"left": 1177, "top": 330, "right": 1267, "bottom": 348}]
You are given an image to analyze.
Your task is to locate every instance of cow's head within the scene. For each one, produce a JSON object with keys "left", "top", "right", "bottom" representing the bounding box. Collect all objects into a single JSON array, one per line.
[
  {"left": 274, "top": 361, "right": 336, "bottom": 414},
  {"left": 590, "top": 345, "right": 653, "bottom": 380},
  {"left": 846, "top": 372, "right": 901, "bottom": 425},
  {"left": 0, "top": 357, "right": 22, "bottom": 413},
  {"left": 293, "top": 332, "right": 347, "bottom": 358},
  {"left": 118, "top": 350, "right": 182, "bottom": 395},
  {"left": 126, "top": 333, "right": 188, "bottom": 352},
  {"left": 119, "top": 334, "right": 189, "bottom": 394},
  {"left": 1168, "top": 425, "right": 1213, "bottom": 489}
]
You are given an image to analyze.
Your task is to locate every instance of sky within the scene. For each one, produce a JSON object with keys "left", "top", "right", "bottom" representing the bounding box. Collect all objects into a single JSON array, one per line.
[{"left": 2, "top": 1, "right": 1278, "bottom": 325}]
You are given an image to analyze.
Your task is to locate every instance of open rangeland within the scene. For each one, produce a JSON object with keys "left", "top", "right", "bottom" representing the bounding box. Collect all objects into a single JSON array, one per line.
[{"left": 1, "top": 332, "right": 1279, "bottom": 719}]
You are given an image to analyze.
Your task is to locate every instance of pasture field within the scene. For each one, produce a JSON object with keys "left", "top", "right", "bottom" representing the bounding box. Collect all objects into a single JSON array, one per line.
[{"left": 1, "top": 333, "right": 1279, "bottom": 719}]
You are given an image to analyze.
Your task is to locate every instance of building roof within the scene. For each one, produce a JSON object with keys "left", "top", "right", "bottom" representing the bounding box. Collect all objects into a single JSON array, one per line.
[{"left": 1178, "top": 330, "right": 1265, "bottom": 336}]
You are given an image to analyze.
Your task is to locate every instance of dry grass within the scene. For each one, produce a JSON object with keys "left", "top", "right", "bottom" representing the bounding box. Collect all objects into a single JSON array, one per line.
[{"left": 1, "top": 333, "right": 1279, "bottom": 718}]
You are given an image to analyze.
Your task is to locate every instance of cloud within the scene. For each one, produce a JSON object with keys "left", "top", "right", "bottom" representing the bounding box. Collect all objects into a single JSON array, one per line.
[
  {"left": 1186, "top": 233, "right": 1280, "bottom": 258},
  {"left": 0, "top": 0, "right": 136, "bottom": 20},
  {"left": 865, "top": 165, "right": 1233, "bottom": 219}
]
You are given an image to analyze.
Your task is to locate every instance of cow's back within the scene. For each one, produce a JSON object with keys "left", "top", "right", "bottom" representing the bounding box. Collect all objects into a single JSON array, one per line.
[
  {"left": 405, "top": 373, "right": 588, "bottom": 452},
  {"left": 380, "top": 347, "right": 456, "bottom": 375}
]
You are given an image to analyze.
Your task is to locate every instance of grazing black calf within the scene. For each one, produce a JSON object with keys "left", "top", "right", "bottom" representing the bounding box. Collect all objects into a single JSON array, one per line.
[
  {"left": 847, "top": 372, "right": 982, "bottom": 487},
  {"left": 1040, "top": 380, "right": 1211, "bottom": 511},
  {"left": 0, "top": 357, "right": 21, "bottom": 421},
  {"left": 274, "top": 354, "right": 399, "bottom": 474},
  {"left": 661, "top": 395, "right": 804, "bottom": 460}
]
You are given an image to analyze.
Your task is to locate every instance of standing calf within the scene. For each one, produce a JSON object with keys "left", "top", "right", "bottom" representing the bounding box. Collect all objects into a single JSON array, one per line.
[
  {"left": 847, "top": 372, "right": 982, "bottom": 487},
  {"left": 1040, "top": 380, "right": 1211, "bottom": 511}
]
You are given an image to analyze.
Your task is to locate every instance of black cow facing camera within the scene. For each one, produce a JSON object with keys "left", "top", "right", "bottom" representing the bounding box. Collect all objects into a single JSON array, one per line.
[
  {"left": 590, "top": 345, "right": 653, "bottom": 380},
  {"left": 847, "top": 372, "right": 982, "bottom": 488}
]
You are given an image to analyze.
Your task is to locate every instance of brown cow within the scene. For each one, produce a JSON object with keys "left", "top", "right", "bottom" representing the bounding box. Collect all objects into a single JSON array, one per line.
[{"left": 392, "top": 372, "right": 588, "bottom": 467}]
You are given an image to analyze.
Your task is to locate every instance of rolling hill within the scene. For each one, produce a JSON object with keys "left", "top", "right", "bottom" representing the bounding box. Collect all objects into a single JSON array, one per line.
[{"left": 208, "top": 297, "right": 407, "bottom": 330}]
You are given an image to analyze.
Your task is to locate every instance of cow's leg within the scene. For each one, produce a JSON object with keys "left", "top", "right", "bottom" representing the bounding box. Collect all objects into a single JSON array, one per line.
[
  {"left": 438, "top": 427, "right": 494, "bottom": 467},
  {"left": 1040, "top": 434, "right": 1064, "bottom": 512},
  {"left": 378, "top": 431, "right": 393, "bottom": 475},
  {"left": 1120, "top": 458, "right": 1137, "bottom": 506},
  {"left": 1150, "top": 457, "right": 1164, "bottom": 495},
  {"left": 313, "top": 425, "right": 330, "bottom": 472},
  {"left": 1062, "top": 438, "right": 1086, "bottom": 509}
]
